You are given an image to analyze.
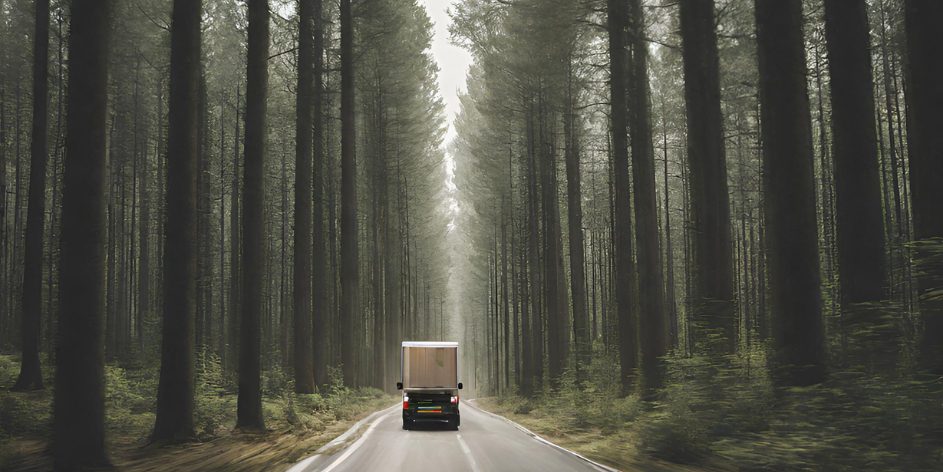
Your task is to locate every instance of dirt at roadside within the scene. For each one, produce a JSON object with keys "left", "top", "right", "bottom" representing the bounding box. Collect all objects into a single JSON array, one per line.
[{"left": 0, "top": 408, "right": 383, "bottom": 472}]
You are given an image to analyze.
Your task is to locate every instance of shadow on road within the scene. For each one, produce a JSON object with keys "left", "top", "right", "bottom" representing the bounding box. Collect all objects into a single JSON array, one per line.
[{"left": 405, "top": 422, "right": 455, "bottom": 432}]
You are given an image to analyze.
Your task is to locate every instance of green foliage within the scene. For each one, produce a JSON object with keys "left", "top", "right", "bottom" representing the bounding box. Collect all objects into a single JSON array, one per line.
[
  {"left": 0, "top": 391, "right": 50, "bottom": 440},
  {"left": 0, "top": 355, "right": 396, "bottom": 446},
  {"left": 487, "top": 343, "right": 943, "bottom": 471},
  {"left": 636, "top": 348, "right": 772, "bottom": 464},
  {"left": 104, "top": 365, "right": 155, "bottom": 436}
]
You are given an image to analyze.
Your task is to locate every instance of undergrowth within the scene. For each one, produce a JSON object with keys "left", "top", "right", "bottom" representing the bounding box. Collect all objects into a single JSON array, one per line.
[
  {"left": 0, "top": 352, "right": 392, "bottom": 444},
  {"left": 487, "top": 340, "right": 943, "bottom": 471}
]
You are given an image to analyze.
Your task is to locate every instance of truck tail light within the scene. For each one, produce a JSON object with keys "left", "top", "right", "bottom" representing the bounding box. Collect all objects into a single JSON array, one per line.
[
  {"left": 450, "top": 395, "right": 459, "bottom": 405},
  {"left": 403, "top": 396, "right": 409, "bottom": 410}
]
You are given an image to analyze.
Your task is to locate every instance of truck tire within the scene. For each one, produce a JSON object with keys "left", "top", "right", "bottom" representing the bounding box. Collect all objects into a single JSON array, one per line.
[
  {"left": 402, "top": 419, "right": 411, "bottom": 430},
  {"left": 448, "top": 417, "right": 459, "bottom": 431}
]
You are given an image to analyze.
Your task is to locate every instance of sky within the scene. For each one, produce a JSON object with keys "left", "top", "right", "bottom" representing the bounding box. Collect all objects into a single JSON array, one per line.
[
  {"left": 420, "top": 0, "right": 474, "bottom": 145},
  {"left": 419, "top": 0, "right": 473, "bottom": 220}
]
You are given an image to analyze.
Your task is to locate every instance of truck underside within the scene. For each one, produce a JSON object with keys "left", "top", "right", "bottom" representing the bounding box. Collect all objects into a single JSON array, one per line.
[{"left": 402, "top": 391, "right": 460, "bottom": 430}]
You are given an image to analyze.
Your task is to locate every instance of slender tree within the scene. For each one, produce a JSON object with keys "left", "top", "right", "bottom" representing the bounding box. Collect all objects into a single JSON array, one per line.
[
  {"left": 311, "top": 0, "right": 329, "bottom": 387},
  {"left": 754, "top": 0, "right": 826, "bottom": 387},
  {"left": 238, "top": 0, "right": 268, "bottom": 430},
  {"left": 678, "top": 0, "right": 736, "bottom": 352},
  {"left": 628, "top": 0, "right": 667, "bottom": 396},
  {"left": 823, "top": 0, "right": 887, "bottom": 307},
  {"left": 153, "top": 0, "right": 202, "bottom": 442},
  {"left": 13, "top": 0, "right": 50, "bottom": 392},
  {"left": 564, "top": 101, "right": 589, "bottom": 382},
  {"left": 339, "top": 0, "right": 359, "bottom": 387},
  {"left": 904, "top": 0, "right": 943, "bottom": 375},
  {"left": 53, "top": 0, "right": 115, "bottom": 467},
  {"left": 294, "top": 0, "right": 316, "bottom": 394},
  {"left": 608, "top": 0, "right": 638, "bottom": 396}
]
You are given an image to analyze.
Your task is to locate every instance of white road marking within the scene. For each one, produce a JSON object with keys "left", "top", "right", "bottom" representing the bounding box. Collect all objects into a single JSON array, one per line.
[
  {"left": 465, "top": 400, "right": 618, "bottom": 472},
  {"left": 456, "top": 433, "right": 482, "bottom": 472},
  {"left": 318, "top": 409, "right": 391, "bottom": 472},
  {"left": 287, "top": 405, "right": 398, "bottom": 472}
]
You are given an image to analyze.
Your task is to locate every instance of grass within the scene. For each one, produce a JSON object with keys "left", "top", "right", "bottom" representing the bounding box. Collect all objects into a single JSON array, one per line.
[
  {"left": 477, "top": 342, "right": 943, "bottom": 472},
  {"left": 0, "top": 353, "right": 397, "bottom": 471}
]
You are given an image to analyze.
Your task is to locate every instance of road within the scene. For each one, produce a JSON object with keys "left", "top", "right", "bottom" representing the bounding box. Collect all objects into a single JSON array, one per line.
[{"left": 288, "top": 401, "right": 614, "bottom": 472}]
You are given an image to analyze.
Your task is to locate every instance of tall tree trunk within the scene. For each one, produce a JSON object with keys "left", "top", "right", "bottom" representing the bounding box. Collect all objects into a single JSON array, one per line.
[
  {"left": 678, "top": 0, "right": 736, "bottom": 353},
  {"left": 238, "top": 0, "right": 269, "bottom": 430},
  {"left": 628, "top": 0, "right": 667, "bottom": 397},
  {"left": 526, "top": 101, "right": 544, "bottom": 391},
  {"left": 904, "top": 0, "right": 943, "bottom": 375},
  {"left": 501, "top": 209, "right": 510, "bottom": 390},
  {"left": 14, "top": 0, "right": 50, "bottom": 392},
  {"left": 823, "top": 0, "right": 888, "bottom": 307},
  {"left": 754, "top": 0, "right": 826, "bottom": 387},
  {"left": 339, "top": 0, "right": 359, "bottom": 387},
  {"left": 153, "top": 0, "right": 202, "bottom": 442},
  {"left": 53, "top": 0, "right": 114, "bottom": 467},
  {"left": 519, "top": 201, "right": 532, "bottom": 395},
  {"left": 607, "top": 0, "right": 637, "bottom": 396},
  {"left": 294, "top": 0, "right": 316, "bottom": 394},
  {"left": 564, "top": 73, "right": 589, "bottom": 383},
  {"left": 229, "top": 86, "right": 241, "bottom": 374},
  {"left": 218, "top": 99, "right": 227, "bottom": 365},
  {"left": 537, "top": 92, "right": 567, "bottom": 385},
  {"left": 137, "top": 106, "right": 151, "bottom": 357},
  {"left": 0, "top": 88, "right": 6, "bottom": 352},
  {"left": 661, "top": 98, "right": 679, "bottom": 350},
  {"left": 195, "top": 75, "right": 212, "bottom": 354},
  {"left": 311, "top": 0, "right": 329, "bottom": 388}
]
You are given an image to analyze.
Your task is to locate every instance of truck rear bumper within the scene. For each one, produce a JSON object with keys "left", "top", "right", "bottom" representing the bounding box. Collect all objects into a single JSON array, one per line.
[{"left": 403, "top": 411, "right": 460, "bottom": 428}]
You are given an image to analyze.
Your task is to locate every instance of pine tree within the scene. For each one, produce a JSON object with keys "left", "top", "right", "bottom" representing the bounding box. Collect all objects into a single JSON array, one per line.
[
  {"left": 53, "top": 0, "right": 115, "bottom": 467},
  {"left": 153, "top": 0, "right": 202, "bottom": 442},
  {"left": 754, "top": 0, "right": 827, "bottom": 387}
]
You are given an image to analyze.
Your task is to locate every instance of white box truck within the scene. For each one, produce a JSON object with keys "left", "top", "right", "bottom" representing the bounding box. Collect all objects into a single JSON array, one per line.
[{"left": 396, "top": 341, "right": 463, "bottom": 430}]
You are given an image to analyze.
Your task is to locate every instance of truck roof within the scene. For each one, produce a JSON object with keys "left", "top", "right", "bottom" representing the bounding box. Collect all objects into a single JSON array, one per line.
[{"left": 401, "top": 341, "right": 458, "bottom": 348}]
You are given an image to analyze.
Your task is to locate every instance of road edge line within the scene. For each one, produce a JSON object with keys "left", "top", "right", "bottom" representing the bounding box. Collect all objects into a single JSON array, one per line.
[
  {"left": 465, "top": 399, "right": 621, "bottom": 472},
  {"left": 285, "top": 403, "right": 399, "bottom": 472},
  {"left": 455, "top": 433, "right": 482, "bottom": 472}
]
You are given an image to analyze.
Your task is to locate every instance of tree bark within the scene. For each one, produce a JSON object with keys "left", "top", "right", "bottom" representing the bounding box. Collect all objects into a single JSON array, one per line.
[
  {"left": 904, "top": 0, "right": 943, "bottom": 375},
  {"left": 153, "top": 0, "right": 202, "bottom": 442},
  {"left": 823, "top": 0, "right": 888, "bottom": 307},
  {"left": 628, "top": 0, "right": 667, "bottom": 397},
  {"left": 238, "top": 0, "right": 268, "bottom": 430},
  {"left": 229, "top": 86, "right": 241, "bottom": 374},
  {"left": 339, "top": 0, "right": 359, "bottom": 388},
  {"left": 294, "top": 0, "right": 316, "bottom": 394},
  {"left": 607, "top": 0, "right": 637, "bottom": 396},
  {"left": 311, "top": 0, "right": 329, "bottom": 388},
  {"left": 53, "top": 0, "right": 114, "bottom": 467},
  {"left": 754, "top": 0, "right": 826, "bottom": 387},
  {"left": 14, "top": 0, "right": 50, "bottom": 392},
  {"left": 564, "top": 76, "right": 589, "bottom": 384},
  {"left": 678, "top": 0, "right": 736, "bottom": 353}
]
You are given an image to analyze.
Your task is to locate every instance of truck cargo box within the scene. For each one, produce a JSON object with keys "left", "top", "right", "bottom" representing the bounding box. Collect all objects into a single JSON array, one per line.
[{"left": 401, "top": 341, "right": 458, "bottom": 391}]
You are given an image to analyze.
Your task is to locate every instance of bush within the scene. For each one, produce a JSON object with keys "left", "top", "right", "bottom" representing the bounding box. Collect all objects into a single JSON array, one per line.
[{"left": 0, "top": 392, "right": 50, "bottom": 439}]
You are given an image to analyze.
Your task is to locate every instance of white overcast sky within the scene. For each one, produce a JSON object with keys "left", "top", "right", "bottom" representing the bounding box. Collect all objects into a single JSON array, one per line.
[{"left": 420, "top": 0, "right": 473, "bottom": 145}]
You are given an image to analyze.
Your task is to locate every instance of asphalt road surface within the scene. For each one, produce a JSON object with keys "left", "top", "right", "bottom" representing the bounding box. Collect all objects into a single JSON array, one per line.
[{"left": 288, "top": 401, "right": 613, "bottom": 472}]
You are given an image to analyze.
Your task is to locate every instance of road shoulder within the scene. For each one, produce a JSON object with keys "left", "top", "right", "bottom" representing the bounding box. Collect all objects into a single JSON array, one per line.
[{"left": 471, "top": 398, "right": 719, "bottom": 472}]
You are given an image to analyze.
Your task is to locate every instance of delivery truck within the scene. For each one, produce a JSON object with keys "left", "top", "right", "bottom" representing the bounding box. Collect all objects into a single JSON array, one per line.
[{"left": 396, "top": 341, "right": 463, "bottom": 430}]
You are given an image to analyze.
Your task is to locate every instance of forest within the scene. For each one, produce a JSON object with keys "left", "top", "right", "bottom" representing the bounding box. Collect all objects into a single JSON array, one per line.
[{"left": 0, "top": 0, "right": 941, "bottom": 470}]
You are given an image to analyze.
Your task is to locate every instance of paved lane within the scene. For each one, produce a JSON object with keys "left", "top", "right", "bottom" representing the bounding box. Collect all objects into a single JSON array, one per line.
[{"left": 289, "top": 401, "right": 613, "bottom": 472}]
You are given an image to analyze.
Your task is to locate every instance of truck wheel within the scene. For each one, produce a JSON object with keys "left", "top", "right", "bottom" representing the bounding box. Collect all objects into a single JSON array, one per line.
[
  {"left": 448, "top": 417, "right": 459, "bottom": 431},
  {"left": 402, "top": 420, "right": 410, "bottom": 430}
]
